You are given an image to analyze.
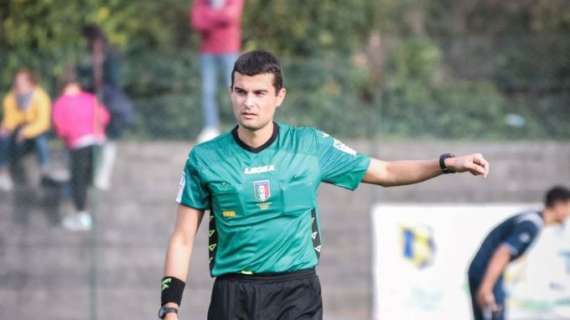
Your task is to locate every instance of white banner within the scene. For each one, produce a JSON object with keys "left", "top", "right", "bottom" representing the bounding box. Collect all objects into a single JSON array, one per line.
[{"left": 372, "top": 204, "right": 570, "bottom": 320}]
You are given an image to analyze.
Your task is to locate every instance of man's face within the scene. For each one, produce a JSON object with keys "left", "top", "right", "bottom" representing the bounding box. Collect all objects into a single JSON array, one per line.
[
  {"left": 230, "top": 72, "right": 286, "bottom": 131},
  {"left": 553, "top": 200, "right": 570, "bottom": 224}
]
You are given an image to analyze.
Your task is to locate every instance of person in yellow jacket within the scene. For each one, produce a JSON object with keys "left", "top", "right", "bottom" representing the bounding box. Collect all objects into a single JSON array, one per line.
[{"left": 0, "top": 69, "right": 51, "bottom": 191}]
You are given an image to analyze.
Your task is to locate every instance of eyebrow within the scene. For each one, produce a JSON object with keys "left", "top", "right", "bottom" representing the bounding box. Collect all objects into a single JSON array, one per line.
[{"left": 233, "top": 86, "right": 269, "bottom": 94}]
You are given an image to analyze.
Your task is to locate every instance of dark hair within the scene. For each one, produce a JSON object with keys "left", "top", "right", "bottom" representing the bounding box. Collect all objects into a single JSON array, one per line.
[
  {"left": 58, "top": 65, "right": 80, "bottom": 91},
  {"left": 82, "top": 24, "right": 108, "bottom": 45},
  {"left": 231, "top": 50, "right": 284, "bottom": 93},
  {"left": 544, "top": 186, "right": 570, "bottom": 207}
]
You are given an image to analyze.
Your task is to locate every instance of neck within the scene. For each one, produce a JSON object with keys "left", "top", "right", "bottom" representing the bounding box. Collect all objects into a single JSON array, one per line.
[
  {"left": 237, "top": 122, "right": 275, "bottom": 149},
  {"left": 16, "top": 87, "right": 33, "bottom": 96},
  {"left": 64, "top": 84, "right": 82, "bottom": 95},
  {"left": 542, "top": 207, "right": 558, "bottom": 226}
]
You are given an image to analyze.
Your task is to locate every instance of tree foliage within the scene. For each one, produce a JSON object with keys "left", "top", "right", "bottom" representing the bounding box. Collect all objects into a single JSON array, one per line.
[{"left": 241, "top": 0, "right": 375, "bottom": 56}]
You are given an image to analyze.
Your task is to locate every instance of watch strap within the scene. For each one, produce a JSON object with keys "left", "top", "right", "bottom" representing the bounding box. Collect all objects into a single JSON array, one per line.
[{"left": 439, "top": 153, "right": 456, "bottom": 174}]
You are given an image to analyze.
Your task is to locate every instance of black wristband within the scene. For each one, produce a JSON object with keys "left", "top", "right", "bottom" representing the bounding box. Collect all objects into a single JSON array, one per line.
[
  {"left": 161, "top": 276, "right": 186, "bottom": 306},
  {"left": 158, "top": 306, "right": 178, "bottom": 319}
]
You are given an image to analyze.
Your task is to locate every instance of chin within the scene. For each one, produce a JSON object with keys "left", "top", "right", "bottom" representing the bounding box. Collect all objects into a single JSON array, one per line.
[
  {"left": 239, "top": 119, "right": 270, "bottom": 131},
  {"left": 239, "top": 122, "right": 262, "bottom": 131}
]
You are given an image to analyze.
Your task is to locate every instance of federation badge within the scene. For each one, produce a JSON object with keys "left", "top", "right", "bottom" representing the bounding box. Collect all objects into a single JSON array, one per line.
[{"left": 253, "top": 180, "right": 271, "bottom": 202}]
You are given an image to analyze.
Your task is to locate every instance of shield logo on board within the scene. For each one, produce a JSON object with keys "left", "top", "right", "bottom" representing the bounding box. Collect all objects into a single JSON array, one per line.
[
  {"left": 401, "top": 224, "right": 436, "bottom": 269},
  {"left": 253, "top": 180, "right": 271, "bottom": 202}
]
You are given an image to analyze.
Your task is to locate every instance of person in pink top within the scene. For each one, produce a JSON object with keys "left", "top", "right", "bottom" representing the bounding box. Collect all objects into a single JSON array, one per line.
[
  {"left": 190, "top": 0, "right": 244, "bottom": 142},
  {"left": 53, "top": 77, "right": 110, "bottom": 231}
]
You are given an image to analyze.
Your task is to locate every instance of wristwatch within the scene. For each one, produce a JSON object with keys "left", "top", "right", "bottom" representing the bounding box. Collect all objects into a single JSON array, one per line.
[
  {"left": 439, "top": 153, "right": 456, "bottom": 174},
  {"left": 158, "top": 306, "right": 178, "bottom": 319}
]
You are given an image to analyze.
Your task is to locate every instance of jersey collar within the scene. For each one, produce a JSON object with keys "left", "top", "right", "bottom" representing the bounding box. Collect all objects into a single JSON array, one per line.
[{"left": 232, "top": 122, "right": 280, "bottom": 154}]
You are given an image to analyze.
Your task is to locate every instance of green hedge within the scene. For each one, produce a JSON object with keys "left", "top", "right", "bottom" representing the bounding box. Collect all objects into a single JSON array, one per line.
[{"left": 121, "top": 49, "right": 560, "bottom": 141}]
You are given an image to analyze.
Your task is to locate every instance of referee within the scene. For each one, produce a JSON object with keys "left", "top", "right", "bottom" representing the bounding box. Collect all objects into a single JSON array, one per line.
[{"left": 158, "top": 50, "right": 490, "bottom": 320}]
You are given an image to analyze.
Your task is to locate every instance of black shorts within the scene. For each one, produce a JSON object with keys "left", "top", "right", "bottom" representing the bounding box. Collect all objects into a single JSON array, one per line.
[{"left": 207, "top": 268, "right": 323, "bottom": 320}]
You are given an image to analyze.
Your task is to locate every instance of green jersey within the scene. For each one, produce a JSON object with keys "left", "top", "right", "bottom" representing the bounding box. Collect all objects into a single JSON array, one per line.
[{"left": 177, "top": 123, "right": 370, "bottom": 277}]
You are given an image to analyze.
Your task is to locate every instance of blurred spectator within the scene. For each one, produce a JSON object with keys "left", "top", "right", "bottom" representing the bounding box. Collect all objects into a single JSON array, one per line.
[
  {"left": 78, "top": 24, "right": 134, "bottom": 190},
  {"left": 0, "top": 69, "right": 51, "bottom": 191},
  {"left": 190, "top": 0, "right": 244, "bottom": 142},
  {"left": 52, "top": 76, "right": 110, "bottom": 231}
]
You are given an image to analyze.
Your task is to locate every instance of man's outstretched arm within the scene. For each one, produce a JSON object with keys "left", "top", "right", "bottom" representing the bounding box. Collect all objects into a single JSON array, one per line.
[
  {"left": 161, "top": 205, "right": 205, "bottom": 319},
  {"left": 363, "top": 153, "right": 489, "bottom": 187}
]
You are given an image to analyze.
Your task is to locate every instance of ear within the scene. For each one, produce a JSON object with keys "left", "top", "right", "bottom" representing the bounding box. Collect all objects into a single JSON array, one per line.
[{"left": 275, "top": 88, "right": 287, "bottom": 108}]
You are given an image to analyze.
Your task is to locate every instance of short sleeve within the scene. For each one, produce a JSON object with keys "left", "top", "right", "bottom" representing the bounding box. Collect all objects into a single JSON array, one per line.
[
  {"left": 315, "top": 129, "right": 371, "bottom": 190},
  {"left": 176, "top": 152, "right": 210, "bottom": 210},
  {"left": 503, "top": 221, "right": 540, "bottom": 258}
]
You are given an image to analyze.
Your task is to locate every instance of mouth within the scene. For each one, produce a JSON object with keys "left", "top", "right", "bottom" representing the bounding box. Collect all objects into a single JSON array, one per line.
[{"left": 241, "top": 112, "right": 257, "bottom": 120}]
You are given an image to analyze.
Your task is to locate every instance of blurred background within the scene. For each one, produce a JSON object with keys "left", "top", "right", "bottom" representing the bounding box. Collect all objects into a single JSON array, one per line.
[{"left": 0, "top": 0, "right": 569, "bottom": 319}]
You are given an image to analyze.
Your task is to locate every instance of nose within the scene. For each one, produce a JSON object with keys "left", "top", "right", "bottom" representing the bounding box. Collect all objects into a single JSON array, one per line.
[{"left": 244, "top": 94, "right": 255, "bottom": 109}]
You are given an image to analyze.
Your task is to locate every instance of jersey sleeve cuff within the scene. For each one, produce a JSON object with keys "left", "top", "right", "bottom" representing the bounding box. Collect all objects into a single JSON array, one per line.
[
  {"left": 348, "top": 156, "right": 372, "bottom": 191},
  {"left": 176, "top": 200, "right": 209, "bottom": 211}
]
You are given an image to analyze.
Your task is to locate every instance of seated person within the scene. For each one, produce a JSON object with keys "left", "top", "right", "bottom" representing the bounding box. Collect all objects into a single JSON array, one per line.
[{"left": 0, "top": 69, "right": 51, "bottom": 191}]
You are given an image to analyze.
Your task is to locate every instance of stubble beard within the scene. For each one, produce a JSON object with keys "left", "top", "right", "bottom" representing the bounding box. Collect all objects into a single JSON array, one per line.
[{"left": 238, "top": 116, "right": 273, "bottom": 133}]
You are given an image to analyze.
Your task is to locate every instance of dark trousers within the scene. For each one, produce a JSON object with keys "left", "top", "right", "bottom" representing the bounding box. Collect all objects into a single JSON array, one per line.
[
  {"left": 0, "top": 129, "right": 49, "bottom": 183},
  {"left": 70, "top": 146, "right": 95, "bottom": 211},
  {"left": 468, "top": 276, "right": 506, "bottom": 320},
  {"left": 208, "top": 269, "right": 323, "bottom": 320}
]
